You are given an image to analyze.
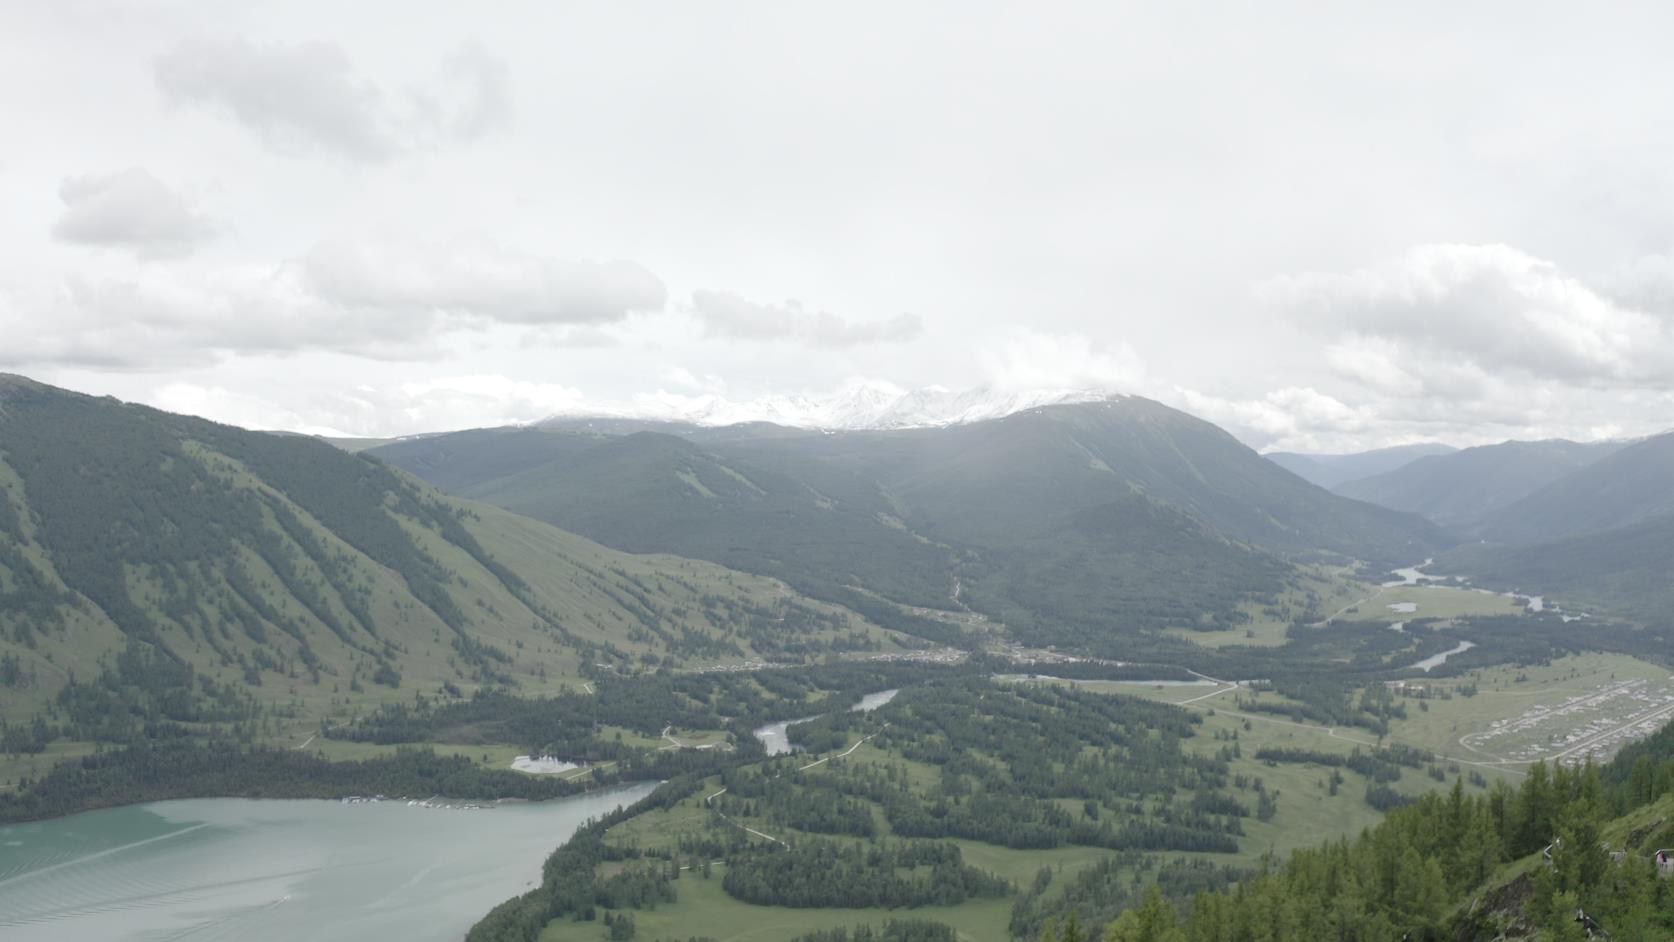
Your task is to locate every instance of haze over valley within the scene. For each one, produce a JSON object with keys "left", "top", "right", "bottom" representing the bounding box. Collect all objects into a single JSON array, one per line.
[{"left": 7, "top": 3, "right": 1674, "bottom": 941}]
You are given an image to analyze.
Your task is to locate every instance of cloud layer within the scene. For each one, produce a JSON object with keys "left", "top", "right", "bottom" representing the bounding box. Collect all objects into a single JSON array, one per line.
[
  {"left": 153, "top": 38, "right": 510, "bottom": 161},
  {"left": 1195, "top": 244, "right": 1674, "bottom": 451},
  {"left": 52, "top": 168, "right": 217, "bottom": 257},
  {"left": 691, "top": 290, "right": 923, "bottom": 346},
  {"left": 303, "top": 239, "right": 666, "bottom": 324},
  {"left": 0, "top": 237, "right": 666, "bottom": 371},
  {"left": 1262, "top": 244, "right": 1674, "bottom": 391}
]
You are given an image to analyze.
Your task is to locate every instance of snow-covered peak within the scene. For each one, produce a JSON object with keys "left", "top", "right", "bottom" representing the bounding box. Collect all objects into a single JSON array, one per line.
[{"left": 537, "top": 382, "right": 1124, "bottom": 431}]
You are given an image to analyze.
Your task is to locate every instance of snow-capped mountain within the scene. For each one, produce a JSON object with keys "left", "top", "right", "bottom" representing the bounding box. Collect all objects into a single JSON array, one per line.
[{"left": 537, "top": 381, "right": 1123, "bottom": 431}]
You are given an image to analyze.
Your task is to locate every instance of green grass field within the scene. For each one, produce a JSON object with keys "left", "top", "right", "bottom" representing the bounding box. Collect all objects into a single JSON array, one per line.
[
  {"left": 539, "top": 862, "right": 1017, "bottom": 942},
  {"left": 1368, "top": 584, "right": 1523, "bottom": 622},
  {"left": 1165, "top": 566, "right": 1369, "bottom": 648},
  {"left": 1380, "top": 651, "right": 1674, "bottom": 765},
  {"left": 565, "top": 670, "right": 1535, "bottom": 942}
]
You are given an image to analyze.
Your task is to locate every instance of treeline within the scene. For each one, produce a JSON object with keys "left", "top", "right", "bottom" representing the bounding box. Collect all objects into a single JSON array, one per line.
[
  {"left": 1254, "top": 744, "right": 1429, "bottom": 784},
  {"left": 1009, "top": 855, "right": 1246, "bottom": 942},
  {"left": 787, "top": 920, "right": 957, "bottom": 942},
  {"left": 776, "top": 679, "right": 1243, "bottom": 854},
  {"left": 721, "top": 839, "right": 1010, "bottom": 908},
  {"left": 0, "top": 741, "right": 609, "bottom": 824},
  {"left": 332, "top": 659, "right": 969, "bottom": 755},
  {"left": 1062, "top": 753, "right": 1674, "bottom": 942},
  {"left": 643, "top": 920, "right": 959, "bottom": 942},
  {"left": 467, "top": 773, "right": 725, "bottom": 942}
]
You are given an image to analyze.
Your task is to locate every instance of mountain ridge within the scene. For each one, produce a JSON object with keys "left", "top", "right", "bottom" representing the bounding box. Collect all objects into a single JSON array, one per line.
[
  {"left": 536, "top": 381, "right": 1124, "bottom": 431},
  {"left": 0, "top": 377, "right": 904, "bottom": 745},
  {"left": 372, "top": 396, "right": 1450, "bottom": 655},
  {"left": 1265, "top": 442, "right": 1457, "bottom": 489},
  {"left": 1333, "top": 438, "right": 1625, "bottom": 529}
]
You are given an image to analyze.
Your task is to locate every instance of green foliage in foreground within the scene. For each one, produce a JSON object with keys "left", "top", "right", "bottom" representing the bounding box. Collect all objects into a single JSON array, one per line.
[{"left": 1054, "top": 757, "right": 1674, "bottom": 942}]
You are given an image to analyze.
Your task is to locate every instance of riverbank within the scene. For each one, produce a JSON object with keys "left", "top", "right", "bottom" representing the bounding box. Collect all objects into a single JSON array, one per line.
[{"left": 0, "top": 740, "right": 630, "bottom": 827}]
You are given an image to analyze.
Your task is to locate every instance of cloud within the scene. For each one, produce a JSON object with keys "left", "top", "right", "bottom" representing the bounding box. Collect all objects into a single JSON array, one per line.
[
  {"left": 149, "top": 374, "right": 587, "bottom": 437},
  {"left": 1180, "top": 243, "right": 1674, "bottom": 451},
  {"left": 51, "top": 168, "right": 217, "bottom": 257},
  {"left": 1177, "top": 386, "right": 1376, "bottom": 452},
  {"left": 416, "top": 43, "right": 512, "bottom": 142},
  {"left": 0, "top": 264, "right": 434, "bottom": 371},
  {"left": 302, "top": 238, "right": 666, "bottom": 324},
  {"left": 980, "top": 330, "right": 1145, "bottom": 392},
  {"left": 0, "top": 235, "right": 664, "bottom": 372},
  {"left": 1259, "top": 243, "right": 1674, "bottom": 389},
  {"left": 690, "top": 290, "right": 922, "bottom": 345},
  {"left": 153, "top": 38, "right": 510, "bottom": 162}
]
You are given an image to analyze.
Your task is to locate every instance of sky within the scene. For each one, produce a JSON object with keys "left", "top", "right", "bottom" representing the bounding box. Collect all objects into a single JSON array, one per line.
[{"left": 6, "top": 1, "right": 1674, "bottom": 452}]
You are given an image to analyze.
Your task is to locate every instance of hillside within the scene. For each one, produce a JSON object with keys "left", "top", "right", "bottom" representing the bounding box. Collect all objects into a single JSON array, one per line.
[
  {"left": 1265, "top": 442, "right": 1456, "bottom": 489},
  {"left": 1439, "top": 514, "right": 1674, "bottom": 623},
  {"left": 1478, "top": 432, "right": 1674, "bottom": 543},
  {"left": 372, "top": 398, "right": 1448, "bottom": 654},
  {"left": 375, "top": 426, "right": 961, "bottom": 612},
  {"left": 0, "top": 376, "right": 903, "bottom": 747},
  {"left": 1334, "top": 439, "right": 1622, "bottom": 529}
]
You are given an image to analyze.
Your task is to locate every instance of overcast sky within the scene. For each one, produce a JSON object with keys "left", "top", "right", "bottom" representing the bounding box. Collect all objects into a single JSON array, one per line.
[{"left": 7, "top": 1, "right": 1674, "bottom": 451}]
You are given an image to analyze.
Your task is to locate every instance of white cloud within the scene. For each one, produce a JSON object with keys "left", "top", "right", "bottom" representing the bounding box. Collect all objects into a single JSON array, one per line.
[
  {"left": 0, "top": 234, "right": 673, "bottom": 373},
  {"left": 0, "top": 264, "right": 434, "bottom": 371},
  {"left": 690, "top": 290, "right": 922, "bottom": 346},
  {"left": 1260, "top": 243, "right": 1674, "bottom": 389},
  {"left": 303, "top": 238, "right": 666, "bottom": 324},
  {"left": 153, "top": 38, "right": 510, "bottom": 162},
  {"left": 418, "top": 42, "right": 512, "bottom": 142},
  {"left": 149, "top": 374, "right": 588, "bottom": 436},
  {"left": 980, "top": 330, "right": 1145, "bottom": 393},
  {"left": 1186, "top": 243, "right": 1674, "bottom": 450},
  {"left": 51, "top": 168, "right": 217, "bottom": 257},
  {"left": 1177, "top": 386, "right": 1376, "bottom": 452}
]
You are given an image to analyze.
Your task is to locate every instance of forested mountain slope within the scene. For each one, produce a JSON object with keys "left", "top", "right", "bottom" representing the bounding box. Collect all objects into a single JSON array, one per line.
[
  {"left": 1333, "top": 439, "right": 1622, "bottom": 529},
  {"left": 0, "top": 376, "right": 899, "bottom": 743},
  {"left": 1477, "top": 431, "right": 1674, "bottom": 543},
  {"left": 373, "top": 398, "right": 1445, "bottom": 651},
  {"left": 1439, "top": 513, "right": 1674, "bottom": 623}
]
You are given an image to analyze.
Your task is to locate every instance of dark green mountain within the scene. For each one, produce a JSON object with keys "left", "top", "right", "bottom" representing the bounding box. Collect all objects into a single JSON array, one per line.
[
  {"left": 372, "top": 397, "right": 1449, "bottom": 651},
  {"left": 1265, "top": 442, "right": 1455, "bottom": 489},
  {"left": 1476, "top": 432, "right": 1674, "bottom": 543},
  {"left": 1440, "top": 513, "right": 1674, "bottom": 622},
  {"left": 1333, "top": 439, "right": 1622, "bottom": 529},
  {"left": 0, "top": 376, "right": 899, "bottom": 741}
]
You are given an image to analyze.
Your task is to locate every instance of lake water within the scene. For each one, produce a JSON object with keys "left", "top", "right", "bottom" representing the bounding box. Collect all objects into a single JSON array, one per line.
[
  {"left": 0, "top": 782, "right": 657, "bottom": 942},
  {"left": 753, "top": 688, "right": 900, "bottom": 756},
  {"left": 1407, "top": 640, "right": 1477, "bottom": 673}
]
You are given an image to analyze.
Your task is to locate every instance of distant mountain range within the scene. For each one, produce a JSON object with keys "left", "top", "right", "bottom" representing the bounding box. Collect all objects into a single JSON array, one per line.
[
  {"left": 1474, "top": 432, "right": 1674, "bottom": 543},
  {"left": 1276, "top": 430, "right": 1674, "bottom": 621},
  {"left": 536, "top": 381, "right": 1119, "bottom": 431},
  {"left": 372, "top": 396, "right": 1447, "bottom": 654},
  {"left": 1332, "top": 439, "right": 1625, "bottom": 530},
  {"left": 1265, "top": 443, "right": 1457, "bottom": 490}
]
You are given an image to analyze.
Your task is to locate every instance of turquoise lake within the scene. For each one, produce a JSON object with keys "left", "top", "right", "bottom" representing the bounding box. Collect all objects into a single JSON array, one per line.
[{"left": 0, "top": 782, "right": 657, "bottom": 941}]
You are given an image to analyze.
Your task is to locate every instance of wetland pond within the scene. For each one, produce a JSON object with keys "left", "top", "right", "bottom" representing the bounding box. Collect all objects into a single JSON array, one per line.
[{"left": 0, "top": 782, "right": 657, "bottom": 941}]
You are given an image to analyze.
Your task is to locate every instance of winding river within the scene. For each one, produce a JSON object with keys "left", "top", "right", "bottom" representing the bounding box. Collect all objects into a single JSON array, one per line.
[
  {"left": 752, "top": 688, "right": 899, "bottom": 756},
  {"left": 0, "top": 782, "right": 656, "bottom": 941}
]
